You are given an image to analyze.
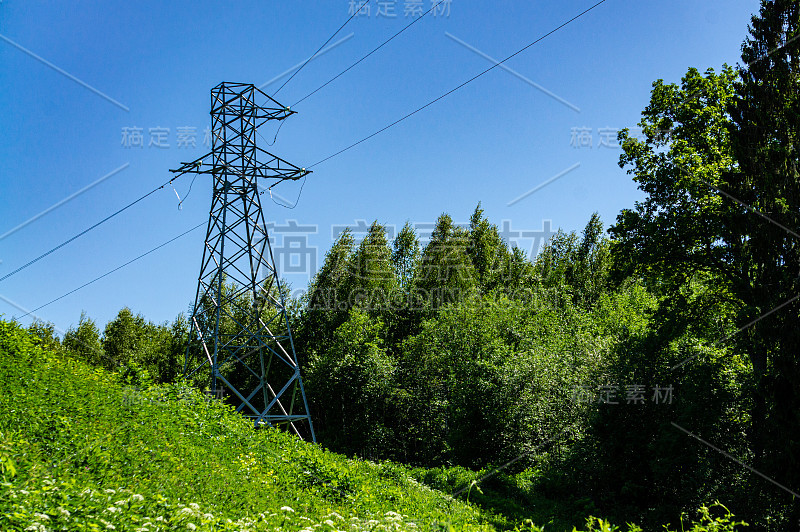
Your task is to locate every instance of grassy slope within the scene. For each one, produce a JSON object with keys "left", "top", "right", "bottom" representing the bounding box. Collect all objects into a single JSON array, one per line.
[{"left": 0, "top": 320, "right": 494, "bottom": 531}]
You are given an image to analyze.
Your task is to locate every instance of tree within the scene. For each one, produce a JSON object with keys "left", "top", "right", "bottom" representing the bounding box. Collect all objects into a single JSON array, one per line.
[
  {"left": 727, "top": 0, "right": 800, "bottom": 506},
  {"left": 609, "top": 66, "right": 738, "bottom": 293},
  {"left": 571, "top": 212, "right": 612, "bottom": 305},
  {"left": 63, "top": 312, "right": 104, "bottom": 368},
  {"left": 466, "top": 203, "right": 507, "bottom": 290},
  {"left": 305, "top": 309, "right": 396, "bottom": 458},
  {"left": 298, "top": 229, "right": 356, "bottom": 356},
  {"left": 349, "top": 221, "right": 397, "bottom": 312},
  {"left": 392, "top": 221, "right": 420, "bottom": 289},
  {"left": 102, "top": 308, "right": 180, "bottom": 384},
  {"left": 416, "top": 213, "right": 477, "bottom": 309},
  {"left": 27, "top": 320, "right": 61, "bottom": 352},
  {"left": 609, "top": 0, "right": 800, "bottom": 522}
]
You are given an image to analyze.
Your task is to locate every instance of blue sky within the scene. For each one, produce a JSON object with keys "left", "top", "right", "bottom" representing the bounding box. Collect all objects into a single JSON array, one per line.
[{"left": 0, "top": 0, "right": 759, "bottom": 333}]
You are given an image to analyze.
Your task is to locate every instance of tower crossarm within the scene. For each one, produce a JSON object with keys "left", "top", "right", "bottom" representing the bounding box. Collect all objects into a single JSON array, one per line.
[
  {"left": 169, "top": 148, "right": 311, "bottom": 184},
  {"left": 211, "top": 81, "right": 296, "bottom": 128},
  {"left": 254, "top": 146, "right": 311, "bottom": 183},
  {"left": 169, "top": 152, "right": 216, "bottom": 178}
]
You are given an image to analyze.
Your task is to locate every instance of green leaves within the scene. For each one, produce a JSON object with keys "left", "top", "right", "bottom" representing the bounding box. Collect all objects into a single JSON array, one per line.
[
  {"left": 0, "top": 436, "right": 16, "bottom": 479},
  {"left": 0, "top": 318, "right": 491, "bottom": 531},
  {"left": 607, "top": 3, "right": 800, "bottom": 526}
]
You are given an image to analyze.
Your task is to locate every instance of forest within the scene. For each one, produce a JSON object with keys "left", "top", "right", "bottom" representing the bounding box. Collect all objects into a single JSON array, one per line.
[{"left": 3, "top": 1, "right": 800, "bottom": 530}]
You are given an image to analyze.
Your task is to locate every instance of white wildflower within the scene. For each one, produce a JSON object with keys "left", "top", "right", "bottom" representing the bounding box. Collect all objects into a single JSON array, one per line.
[
  {"left": 324, "top": 519, "right": 335, "bottom": 527},
  {"left": 104, "top": 489, "right": 116, "bottom": 494},
  {"left": 19, "top": 489, "right": 30, "bottom": 495},
  {"left": 186, "top": 524, "right": 197, "bottom": 531},
  {"left": 115, "top": 499, "right": 127, "bottom": 506},
  {"left": 203, "top": 513, "right": 214, "bottom": 520},
  {"left": 326, "top": 512, "right": 343, "bottom": 521},
  {"left": 131, "top": 493, "right": 145, "bottom": 502},
  {"left": 105, "top": 506, "right": 122, "bottom": 513},
  {"left": 189, "top": 502, "right": 200, "bottom": 511},
  {"left": 280, "top": 505, "right": 295, "bottom": 512},
  {"left": 33, "top": 513, "right": 50, "bottom": 521},
  {"left": 57, "top": 507, "right": 71, "bottom": 517}
]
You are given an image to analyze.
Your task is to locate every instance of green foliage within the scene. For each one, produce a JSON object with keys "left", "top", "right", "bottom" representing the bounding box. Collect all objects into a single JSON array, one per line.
[
  {"left": 0, "top": 318, "right": 495, "bottom": 531},
  {"left": 609, "top": 65, "right": 738, "bottom": 291},
  {"left": 416, "top": 213, "right": 478, "bottom": 309},
  {"left": 102, "top": 307, "right": 184, "bottom": 384},
  {"left": 670, "top": 503, "right": 749, "bottom": 532},
  {"left": 607, "top": 1, "right": 800, "bottom": 526},
  {"left": 400, "top": 292, "right": 601, "bottom": 467},
  {"left": 299, "top": 228, "right": 358, "bottom": 355},
  {"left": 306, "top": 309, "right": 397, "bottom": 458},
  {"left": 350, "top": 221, "right": 398, "bottom": 310},
  {"left": 63, "top": 311, "right": 104, "bottom": 367},
  {"left": 298, "top": 208, "right": 645, "bottom": 478},
  {"left": 467, "top": 203, "right": 508, "bottom": 290},
  {"left": 727, "top": 0, "right": 800, "bottom": 511},
  {"left": 0, "top": 435, "right": 16, "bottom": 479},
  {"left": 26, "top": 320, "right": 61, "bottom": 352},
  {"left": 535, "top": 212, "right": 611, "bottom": 306},
  {"left": 393, "top": 221, "right": 421, "bottom": 289}
]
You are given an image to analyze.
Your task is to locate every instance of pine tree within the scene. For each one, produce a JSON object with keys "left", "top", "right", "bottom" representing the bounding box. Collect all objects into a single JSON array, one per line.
[
  {"left": 466, "top": 203, "right": 506, "bottom": 290},
  {"left": 349, "top": 221, "right": 396, "bottom": 312},
  {"left": 727, "top": 0, "right": 800, "bottom": 498},
  {"left": 392, "top": 221, "right": 420, "bottom": 289},
  {"left": 416, "top": 213, "right": 477, "bottom": 308}
]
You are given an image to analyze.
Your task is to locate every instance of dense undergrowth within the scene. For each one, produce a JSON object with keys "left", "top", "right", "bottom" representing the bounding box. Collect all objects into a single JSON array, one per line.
[
  {"left": 0, "top": 319, "right": 748, "bottom": 531},
  {"left": 0, "top": 318, "right": 490, "bottom": 531}
]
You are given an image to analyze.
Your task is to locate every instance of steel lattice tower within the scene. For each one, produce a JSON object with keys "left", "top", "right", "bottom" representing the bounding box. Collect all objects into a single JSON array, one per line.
[{"left": 171, "top": 82, "right": 315, "bottom": 441}]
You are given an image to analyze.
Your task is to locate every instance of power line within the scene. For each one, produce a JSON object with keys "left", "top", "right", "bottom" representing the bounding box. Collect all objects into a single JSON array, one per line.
[
  {"left": 259, "top": 0, "right": 450, "bottom": 159},
  {"left": 15, "top": 222, "right": 205, "bottom": 320},
  {"left": 308, "top": 0, "right": 609, "bottom": 169},
  {"left": 292, "top": 0, "right": 448, "bottom": 107},
  {"left": 265, "top": 0, "right": 445, "bottom": 148},
  {"left": 0, "top": 175, "right": 186, "bottom": 284},
  {"left": 253, "top": 0, "right": 446, "bottom": 204},
  {"left": 272, "top": 0, "right": 372, "bottom": 97}
]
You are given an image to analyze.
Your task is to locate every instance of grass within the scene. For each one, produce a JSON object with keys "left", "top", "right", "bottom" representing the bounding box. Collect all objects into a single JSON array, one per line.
[{"left": 0, "top": 319, "right": 492, "bottom": 531}]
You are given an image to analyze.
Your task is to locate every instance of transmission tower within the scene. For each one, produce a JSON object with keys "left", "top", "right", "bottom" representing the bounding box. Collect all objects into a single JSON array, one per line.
[{"left": 171, "top": 82, "right": 315, "bottom": 441}]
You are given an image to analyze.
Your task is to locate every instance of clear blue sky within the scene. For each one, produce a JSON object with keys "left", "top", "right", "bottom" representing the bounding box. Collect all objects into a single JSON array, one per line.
[{"left": 0, "top": 0, "right": 759, "bottom": 333}]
